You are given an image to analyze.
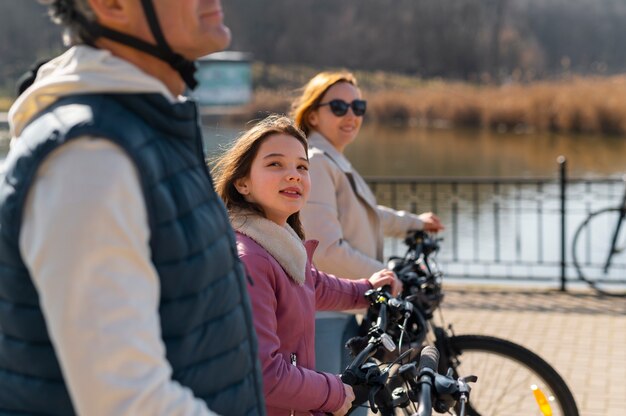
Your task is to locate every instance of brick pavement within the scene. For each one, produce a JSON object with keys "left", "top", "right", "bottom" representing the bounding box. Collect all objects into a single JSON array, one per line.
[{"left": 438, "top": 285, "right": 626, "bottom": 416}]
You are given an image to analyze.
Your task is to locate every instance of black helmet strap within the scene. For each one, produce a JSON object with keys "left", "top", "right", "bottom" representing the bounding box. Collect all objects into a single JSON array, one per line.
[{"left": 75, "top": 0, "right": 198, "bottom": 90}]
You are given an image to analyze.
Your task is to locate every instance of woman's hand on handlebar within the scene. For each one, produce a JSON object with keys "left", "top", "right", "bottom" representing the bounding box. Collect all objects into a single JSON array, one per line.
[
  {"left": 332, "top": 383, "right": 355, "bottom": 416},
  {"left": 368, "top": 269, "right": 402, "bottom": 296},
  {"left": 418, "top": 212, "right": 444, "bottom": 232}
]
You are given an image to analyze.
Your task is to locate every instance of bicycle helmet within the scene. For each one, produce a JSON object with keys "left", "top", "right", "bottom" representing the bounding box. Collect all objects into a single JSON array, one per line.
[{"left": 47, "top": 0, "right": 199, "bottom": 89}]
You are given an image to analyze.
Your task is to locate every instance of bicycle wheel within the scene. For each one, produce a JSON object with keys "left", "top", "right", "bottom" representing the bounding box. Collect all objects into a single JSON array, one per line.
[
  {"left": 572, "top": 207, "right": 626, "bottom": 296},
  {"left": 444, "top": 335, "right": 579, "bottom": 416}
]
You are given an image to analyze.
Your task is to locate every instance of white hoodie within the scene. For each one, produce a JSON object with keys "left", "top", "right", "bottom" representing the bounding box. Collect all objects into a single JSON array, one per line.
[{"left": 9, "top": 46, "right": 216, "bottom": 416}]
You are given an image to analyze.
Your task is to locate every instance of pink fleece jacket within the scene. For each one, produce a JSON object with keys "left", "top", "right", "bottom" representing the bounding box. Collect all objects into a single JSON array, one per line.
[{"left": 236, "top": 233, "right": 372, "bottom": 416}]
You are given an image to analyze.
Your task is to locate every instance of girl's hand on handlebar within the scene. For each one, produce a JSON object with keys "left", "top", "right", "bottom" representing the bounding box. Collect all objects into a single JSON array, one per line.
[
  {"left": 419, "top": 212, "right": 444, "bottom": 232},
  {"left": 368, "top": 269, "right": 402, "bottom": 296},
  {"left": 332, "top": 383, "right": 355, "bottom": 416}
]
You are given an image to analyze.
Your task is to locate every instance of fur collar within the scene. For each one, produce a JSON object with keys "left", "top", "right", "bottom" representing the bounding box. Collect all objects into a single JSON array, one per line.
[{"left": 230, "top": 211, "right": 307, "bottom": 285}]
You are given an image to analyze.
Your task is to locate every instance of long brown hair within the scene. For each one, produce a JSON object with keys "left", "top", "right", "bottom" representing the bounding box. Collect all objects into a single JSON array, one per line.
[
  {"left": 290, "top": 71, "right": 359, "bottom": 136},
  {"left": 213, "top": 115, "right": 309, "bottom": 239}
]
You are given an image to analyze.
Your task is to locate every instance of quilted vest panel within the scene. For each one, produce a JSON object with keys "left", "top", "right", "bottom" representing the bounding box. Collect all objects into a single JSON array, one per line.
[{"left": 0, "top": 93, "right": 265, "bottom": 415}]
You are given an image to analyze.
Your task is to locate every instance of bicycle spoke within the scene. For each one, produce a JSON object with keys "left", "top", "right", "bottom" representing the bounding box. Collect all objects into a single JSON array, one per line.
[{"left": 451, "top": 337, "right": 574, "bottom": 416}]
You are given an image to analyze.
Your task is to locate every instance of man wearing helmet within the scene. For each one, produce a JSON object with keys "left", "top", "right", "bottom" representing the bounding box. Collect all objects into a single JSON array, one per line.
[{"left": 0, "top": 1, "right": 265, "bottom": 415}]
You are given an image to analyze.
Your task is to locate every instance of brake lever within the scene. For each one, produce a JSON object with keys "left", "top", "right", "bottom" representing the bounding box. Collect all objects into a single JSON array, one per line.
[{"left": 368, "top": 384, "right": 382, "bottom": 413}]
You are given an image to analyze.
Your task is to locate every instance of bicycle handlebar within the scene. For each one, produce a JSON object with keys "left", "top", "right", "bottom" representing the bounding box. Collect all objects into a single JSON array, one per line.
[
  {"left": 414, "top": 346, "right": 439, "bottom": 416},
  {"left": 341, "top": 230, "right": 480, "bottom": 415},
  {"left": 341, "top": 342, "right": 378, "bottom": 386},
  {"left": 344, "top": 247, "right": 477, "bottom": 416}
]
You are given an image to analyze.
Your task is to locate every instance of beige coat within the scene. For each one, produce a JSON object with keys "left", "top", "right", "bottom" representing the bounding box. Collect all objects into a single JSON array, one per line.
[{"left": 301, "top": 132, "right": 425, "bottom": 280}]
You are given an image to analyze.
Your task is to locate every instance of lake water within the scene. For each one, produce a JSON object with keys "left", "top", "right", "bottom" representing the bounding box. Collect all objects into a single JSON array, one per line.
[
  {"left": 200, "top": 123, "right": 626, "bottom": 288},
  {"left": 202, "top": 123, "right": 626, "bottom": 179},
  {"left": 3, "top": 122, "right": 625, "bottom": 179},
  {"left": 2, "top": 121, "right": 625, "bottom": 288}
]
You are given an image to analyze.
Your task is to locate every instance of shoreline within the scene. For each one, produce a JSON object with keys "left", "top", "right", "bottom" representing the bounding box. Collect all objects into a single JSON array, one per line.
[
  {"left": 4, "top": 73, "right": 626, "bottom": 137},
  {"left": 232, "top": 75, "right": 626, "bottom": 137}
]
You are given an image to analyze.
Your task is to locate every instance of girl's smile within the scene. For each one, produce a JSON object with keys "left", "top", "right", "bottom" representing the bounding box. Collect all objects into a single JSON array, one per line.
[{"left": 280, "top": 186, "right": 303, "bottom": 198}]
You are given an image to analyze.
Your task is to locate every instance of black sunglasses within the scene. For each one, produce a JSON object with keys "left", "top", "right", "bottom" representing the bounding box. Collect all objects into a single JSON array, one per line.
[{"left": 318, "top": 99, "right": 367, "bottom": 117}]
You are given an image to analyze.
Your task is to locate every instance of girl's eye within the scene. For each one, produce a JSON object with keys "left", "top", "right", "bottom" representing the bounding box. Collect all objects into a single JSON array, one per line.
[
  {"left": 267, "top": 162, "right": 281, "bottom": 167},
  {"left": 298, "top": 164, "right": 309, "bottom": 171}
]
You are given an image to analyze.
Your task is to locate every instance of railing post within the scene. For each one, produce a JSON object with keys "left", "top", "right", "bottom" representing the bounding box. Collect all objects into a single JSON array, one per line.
[{"left": 558, "top": 156, "right": 567, "bottom": 292}]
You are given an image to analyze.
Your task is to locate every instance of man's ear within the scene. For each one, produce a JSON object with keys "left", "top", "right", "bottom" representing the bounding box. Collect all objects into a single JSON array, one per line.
[
  {"left": 87, "top": 0, "right": 131, "bottom": 25},
  {"left": 234, "top": 178, "right": 250, "bottom": 195}
]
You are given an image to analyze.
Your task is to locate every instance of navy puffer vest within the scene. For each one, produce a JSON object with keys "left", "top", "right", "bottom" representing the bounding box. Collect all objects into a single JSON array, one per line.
[{"left": 0, "top": 93, "right": 265, "bottom": 415}]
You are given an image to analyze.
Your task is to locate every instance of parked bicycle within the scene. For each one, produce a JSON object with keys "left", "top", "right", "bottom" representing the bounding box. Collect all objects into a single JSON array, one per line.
[
  {"left": 572, "top": 177, "right": 626, "bottom": 296},
  {"left": 345, "top": 230, "right": 580, "bottom": 416}
]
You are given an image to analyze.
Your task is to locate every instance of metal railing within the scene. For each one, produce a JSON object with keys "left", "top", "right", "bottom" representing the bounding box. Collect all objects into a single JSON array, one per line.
[{"left": 366, "top": 157, "right": 626, "bottom": 290}]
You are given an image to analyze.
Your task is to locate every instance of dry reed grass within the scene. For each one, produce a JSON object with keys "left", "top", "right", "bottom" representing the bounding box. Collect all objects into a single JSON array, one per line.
[
  {"left": 0, "top": 97, "right": 12, "bottom": 112},
  {"left": 236, "top": 73, "right": 626, "bottom": 136},
  {"left": 3, "top": 65, "right": 625, "bottom": 136}
]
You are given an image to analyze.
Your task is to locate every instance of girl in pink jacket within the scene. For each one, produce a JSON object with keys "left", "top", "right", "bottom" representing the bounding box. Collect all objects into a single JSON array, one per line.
[{"left": 213, "top": 115, "right": 399, "bottom": 416}]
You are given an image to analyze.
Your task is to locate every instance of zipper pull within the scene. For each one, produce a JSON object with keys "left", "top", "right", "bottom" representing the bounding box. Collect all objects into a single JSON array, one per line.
[{"left": 290, "top": 353, "right": 297, "bottom": 416}]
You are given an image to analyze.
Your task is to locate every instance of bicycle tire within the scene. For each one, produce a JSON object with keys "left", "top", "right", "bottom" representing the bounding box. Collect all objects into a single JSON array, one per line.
[
  {"left": 443, "top": 335, "right": 579, "bottom": 416},
  {"left": 572, "top": 207, "right": 626, "bottom": 296}
]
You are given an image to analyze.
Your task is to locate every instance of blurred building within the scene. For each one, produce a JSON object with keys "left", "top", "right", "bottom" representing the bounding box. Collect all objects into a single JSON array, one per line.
[{"left": 192, "top": 51, "right": 252, "bottom": 113}]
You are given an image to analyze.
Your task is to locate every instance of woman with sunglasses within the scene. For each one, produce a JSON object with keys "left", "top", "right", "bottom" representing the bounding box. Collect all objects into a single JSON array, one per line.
[{"left": 291, "top": 72, "right": 444, "bottom": 400}]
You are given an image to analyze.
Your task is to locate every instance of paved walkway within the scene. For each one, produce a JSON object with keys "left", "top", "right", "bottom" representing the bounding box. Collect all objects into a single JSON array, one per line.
[{"left": 438, "top": 285, "right": 626, "bottom": 415}]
